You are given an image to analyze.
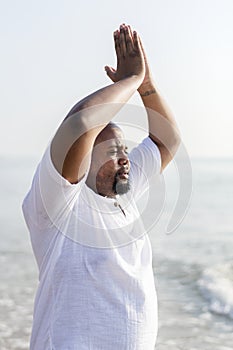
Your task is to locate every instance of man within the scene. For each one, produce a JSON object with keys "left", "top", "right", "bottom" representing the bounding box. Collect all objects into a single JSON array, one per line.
[{"left": 22, "top": 24, "right": 180, "bottom": 349}]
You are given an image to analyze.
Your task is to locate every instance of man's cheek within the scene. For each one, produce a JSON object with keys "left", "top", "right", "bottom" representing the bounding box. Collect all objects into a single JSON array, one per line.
[{"left": 97, "top": 165, "right": 114, "bottom": 179}]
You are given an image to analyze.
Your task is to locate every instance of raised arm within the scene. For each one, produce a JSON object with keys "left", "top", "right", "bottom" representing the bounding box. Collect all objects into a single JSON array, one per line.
[
  {"left": 137, "top": 33, "right": 181, "bottom": 171},
  {"left": 105, "top": 24, "right": 181, "bottom": 172},
  {"left": 51, "top": 25, "right": 145, "bottom": 184}
]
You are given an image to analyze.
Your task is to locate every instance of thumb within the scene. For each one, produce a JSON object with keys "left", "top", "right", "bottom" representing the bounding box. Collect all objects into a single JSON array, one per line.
[
  {"left": 104, "top": 66, "right": 116, "bottom": 82},
  {"left": 138, "top": 36, "right": 146, "bottom": 59}
]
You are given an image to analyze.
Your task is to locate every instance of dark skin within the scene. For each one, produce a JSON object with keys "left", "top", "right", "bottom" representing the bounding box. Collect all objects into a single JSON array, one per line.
[
  {"left": 105, "top": 24, "right": 181, "bottom": 170},
  {"left": 86, "top": 124, "right": 130, "bottom": 198},
  {"left": 51, "top": 23, "right": 180, "bottom": 192},
  {"left": 51, "top": 24, "right": 145, "bottom": 185}
]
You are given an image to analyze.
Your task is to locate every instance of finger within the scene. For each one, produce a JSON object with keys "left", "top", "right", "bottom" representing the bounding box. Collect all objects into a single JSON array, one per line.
[
  {"left": 114, "top": 30, "right": 121, "bottom": 61},
  {"left": 138, "top": 36, "right": 149, "bottom": 66},
  {"left": 125, "top": 26, "right": 134, "bottom": 53},
  {"left": 133, "top": 31, "right": 141, "bottom": 52},
  {"left": 104, "top": 66, "right": 116, "bottom": 82},
  {"left": 138, "top": 36, "right": 146, "bottom": 57},
  {"left": 119, "top": 25, "right": 127, "bottom": 57},
  {"left": 127, "top": 25, "right": 134, "bottom": 42}
]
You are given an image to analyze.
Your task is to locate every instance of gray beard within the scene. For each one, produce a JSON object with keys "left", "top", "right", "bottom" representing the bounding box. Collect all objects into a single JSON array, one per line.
[{"left": 113, "top": 177, "right": 130, "bottom": 195}]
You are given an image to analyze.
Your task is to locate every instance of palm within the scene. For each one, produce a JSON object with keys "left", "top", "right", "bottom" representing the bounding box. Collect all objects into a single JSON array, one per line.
[{"left": 105, "top": 24, "right": 145, "bottom": 84}]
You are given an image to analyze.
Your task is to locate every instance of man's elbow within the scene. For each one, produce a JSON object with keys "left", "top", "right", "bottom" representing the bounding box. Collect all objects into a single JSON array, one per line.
[{"left": 157, "top": 134, "right": 181, "bottom": 172}]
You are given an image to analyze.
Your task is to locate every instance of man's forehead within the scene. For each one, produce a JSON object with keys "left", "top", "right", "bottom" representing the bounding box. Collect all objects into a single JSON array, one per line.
[
  {"left": 95, "top": 125, "right": 125, "bottom": 145},
  {"left": 107, "top": 138, "right": 126, "bottom": 148},
  {"left": 97, "top": 137, "right": 126, "bottom": 149}
]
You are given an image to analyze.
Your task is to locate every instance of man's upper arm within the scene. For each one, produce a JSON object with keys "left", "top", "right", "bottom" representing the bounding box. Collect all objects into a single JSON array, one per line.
[
  {"left": 50, "top": 115, "right": 102, "bottom": 184},
  {"left": 149, "top": 134, "right": 180, "bottom": 172}
]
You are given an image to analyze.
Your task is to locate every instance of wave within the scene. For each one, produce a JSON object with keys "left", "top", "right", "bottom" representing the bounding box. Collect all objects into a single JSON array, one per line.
[{"left": 198, "top": 262, "right": 233, "bottom": 319}]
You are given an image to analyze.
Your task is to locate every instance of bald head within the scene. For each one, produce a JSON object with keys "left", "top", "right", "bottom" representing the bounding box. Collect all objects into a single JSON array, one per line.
[{"left": 94, "top": 122, "right": 124, "bottom": 146}]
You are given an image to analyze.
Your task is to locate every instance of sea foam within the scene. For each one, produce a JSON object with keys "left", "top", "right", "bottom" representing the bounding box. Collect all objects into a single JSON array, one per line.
[{"left": 198, "top": 262, "right": 233, "bottom": 319}]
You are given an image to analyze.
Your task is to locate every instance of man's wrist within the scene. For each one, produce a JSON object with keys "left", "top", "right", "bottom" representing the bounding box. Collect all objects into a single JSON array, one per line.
[
  {"left": 119, "top": 74, "right": 144, "bottom": 89},
  {"left": 139, "top": 88, "right": 157, "bottom": 97},
  {"left": 138, "top": 80, "right": 157, "bottom": 96}
]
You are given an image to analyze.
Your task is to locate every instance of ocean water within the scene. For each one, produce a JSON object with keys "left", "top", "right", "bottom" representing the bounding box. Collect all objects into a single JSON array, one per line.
[{"left": 0, "top": 155, "right": 233, "bottom": 350}]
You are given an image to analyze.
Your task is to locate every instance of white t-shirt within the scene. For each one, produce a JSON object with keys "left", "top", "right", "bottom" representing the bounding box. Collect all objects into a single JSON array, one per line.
[{"left": 22, "top": 137, "right": 161, "bottom": 350}]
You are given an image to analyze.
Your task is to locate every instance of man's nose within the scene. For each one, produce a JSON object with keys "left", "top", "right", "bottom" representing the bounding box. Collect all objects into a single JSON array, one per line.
[{"left": 118, "top": 152, "right": 129, "bottom": 166}]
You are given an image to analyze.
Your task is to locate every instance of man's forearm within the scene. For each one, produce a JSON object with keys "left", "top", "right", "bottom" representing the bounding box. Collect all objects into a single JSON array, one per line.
[
  {"left": 66, "top": 76, "right": 142, "bottom": 130},
  {"left": 138, "top": 81, "right": 181, "bottom": 171},
  {"left": 139, "top": 82, "right": 181, "bottom": 155}
]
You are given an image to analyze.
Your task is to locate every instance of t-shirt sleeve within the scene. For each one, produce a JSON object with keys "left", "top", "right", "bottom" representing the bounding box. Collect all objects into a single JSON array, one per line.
[
  {"left": 128, "top": 137, "right": 161, "bottom": 201},
  {"left": 22, "top": 143, "right": 87, "bottom": 230}
]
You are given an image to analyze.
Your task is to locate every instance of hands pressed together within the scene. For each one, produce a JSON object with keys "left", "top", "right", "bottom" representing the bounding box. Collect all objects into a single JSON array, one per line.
[{"left": 105, "top": 24, "right": 154, "bottom": 93}]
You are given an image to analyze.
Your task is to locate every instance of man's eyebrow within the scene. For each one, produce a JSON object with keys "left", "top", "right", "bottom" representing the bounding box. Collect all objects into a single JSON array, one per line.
[{"left": 107, "top": 145, "right": 128, "bottom": 150}]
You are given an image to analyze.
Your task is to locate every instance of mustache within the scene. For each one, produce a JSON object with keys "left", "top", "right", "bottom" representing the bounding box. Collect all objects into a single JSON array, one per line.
[
  {"left": 116, "top": 166, "right": 130, "bottom": 176},
  {"left": 113, "top": 167, "right": 131, "bottom": 195}
]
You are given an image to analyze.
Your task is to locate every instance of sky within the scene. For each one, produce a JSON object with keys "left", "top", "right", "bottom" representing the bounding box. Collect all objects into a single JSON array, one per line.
[{"left": 0, "top": 0, "right": 233, "bottom": 158}]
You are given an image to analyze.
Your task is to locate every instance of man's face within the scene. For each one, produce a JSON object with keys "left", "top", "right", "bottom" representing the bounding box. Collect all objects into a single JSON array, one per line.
[{"left": 87, "top": 126, "right": 130, "bottom": 198}]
